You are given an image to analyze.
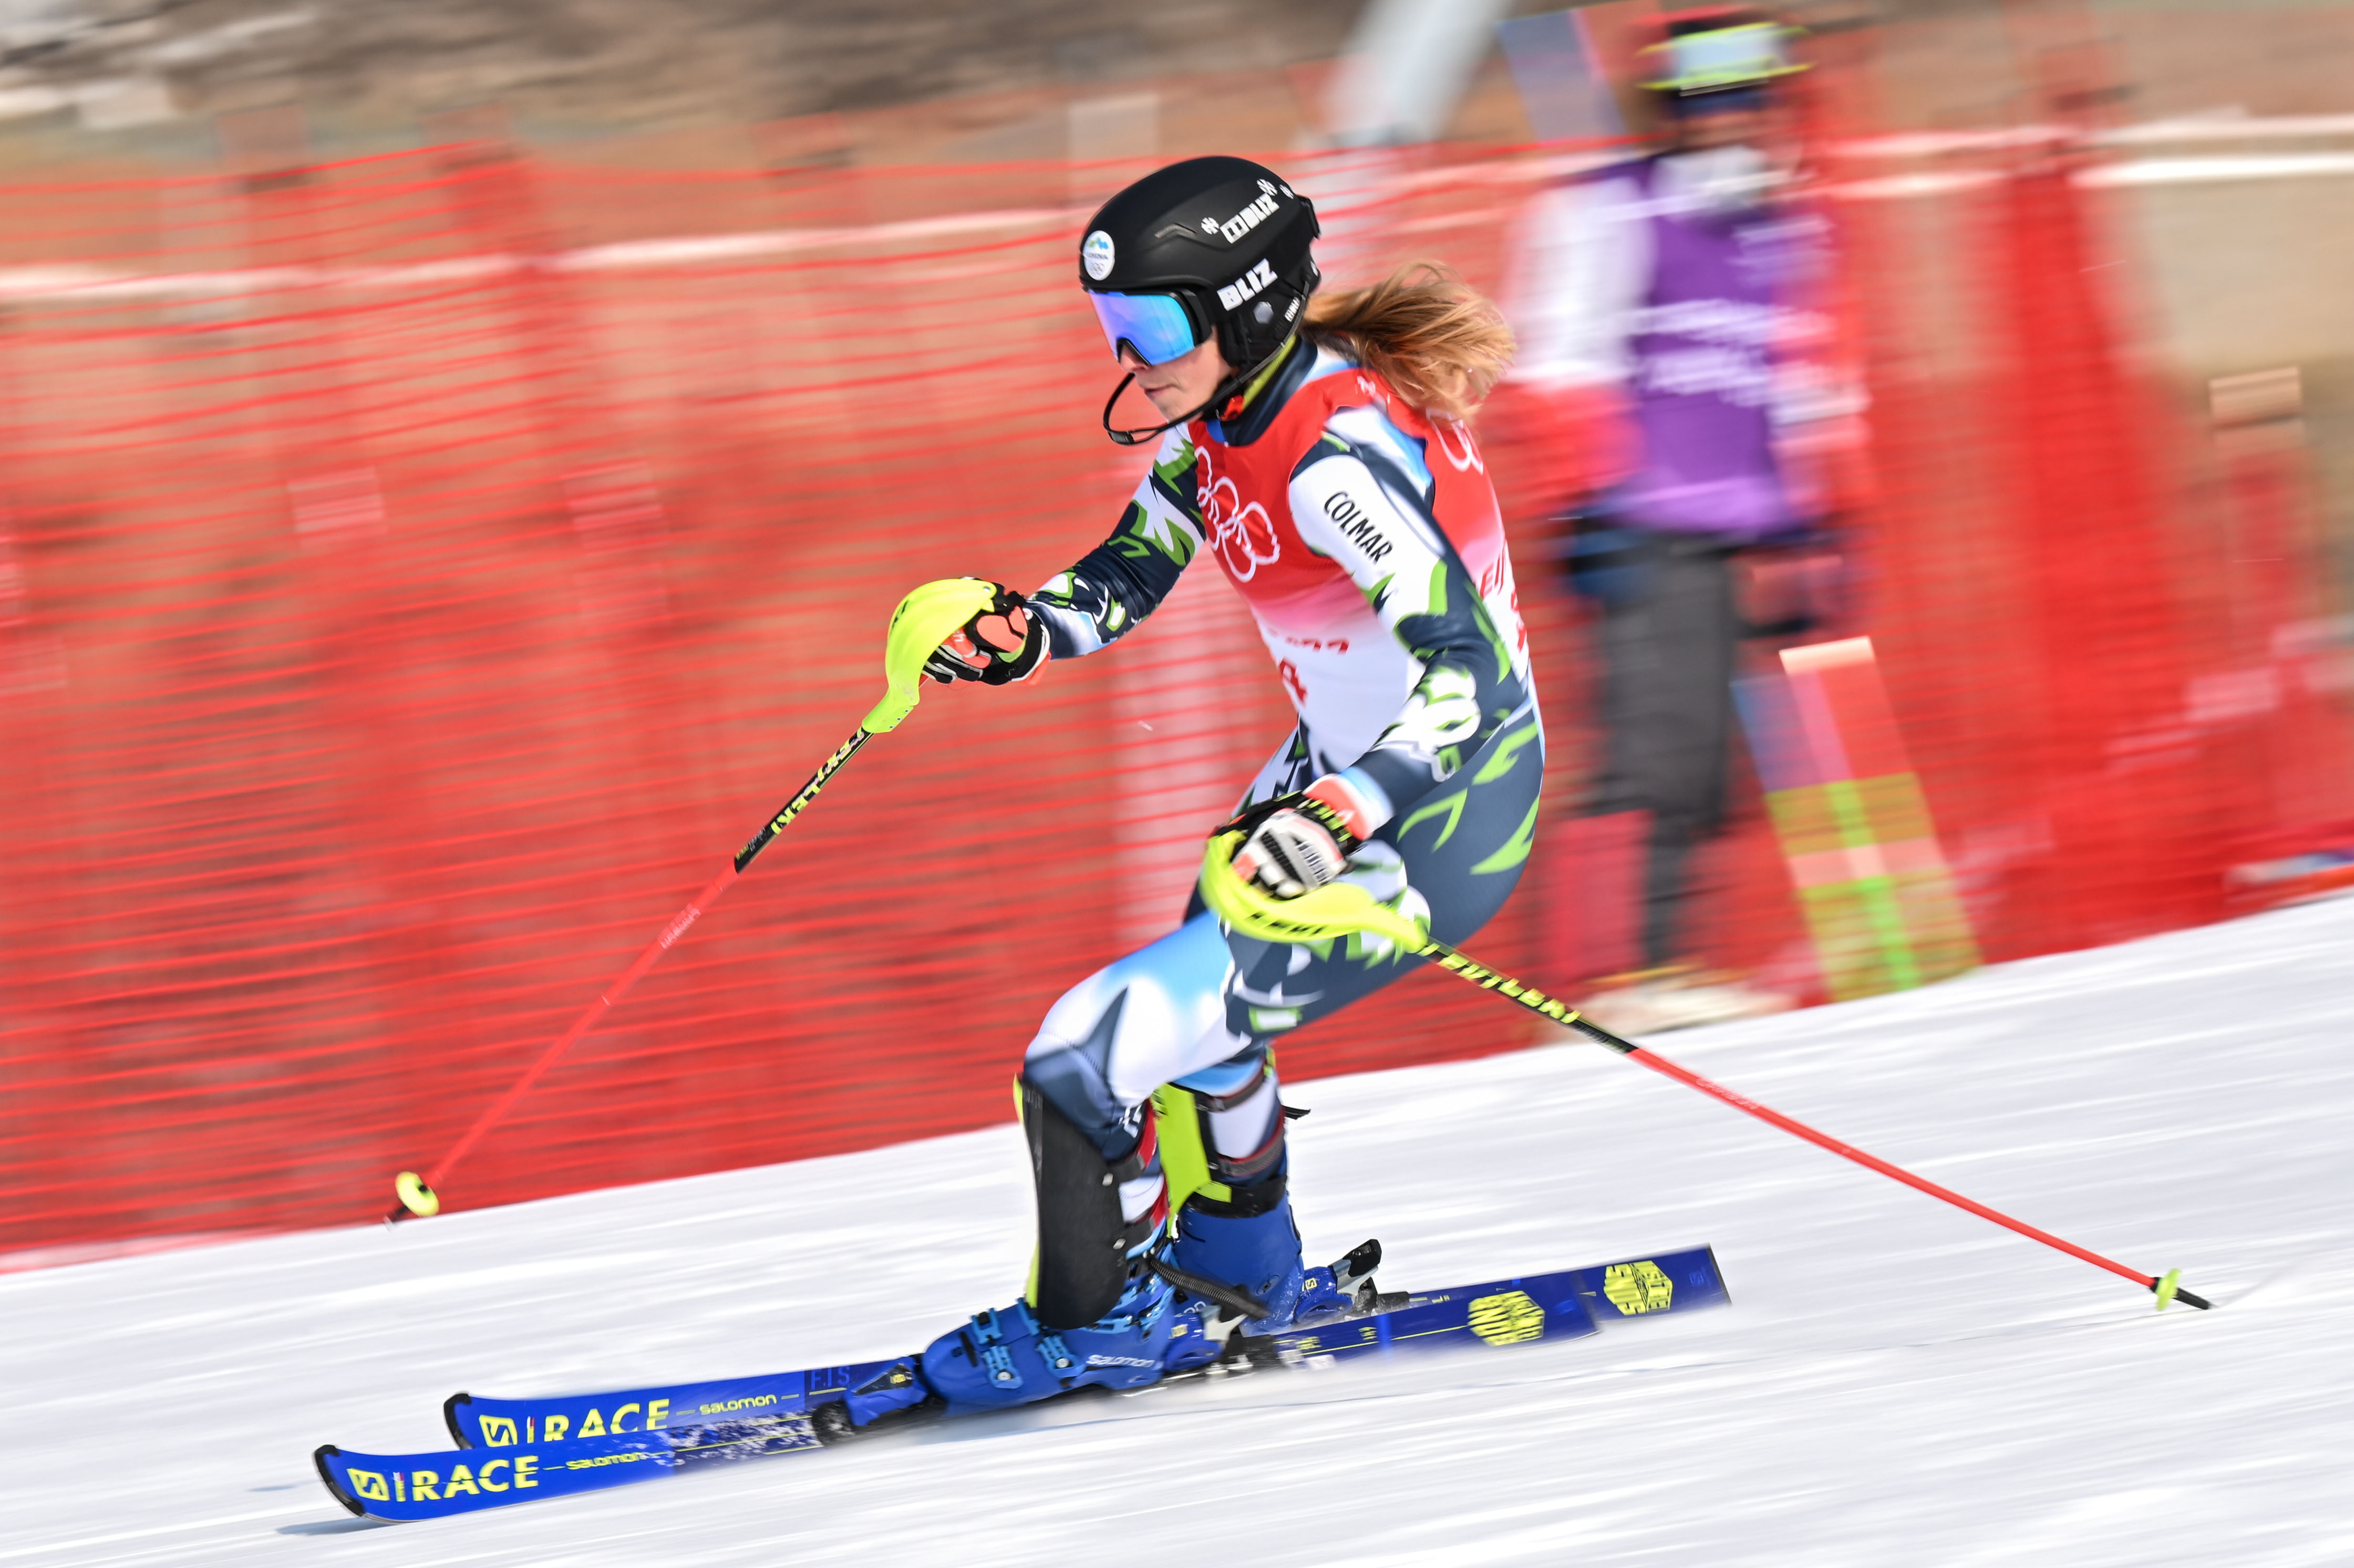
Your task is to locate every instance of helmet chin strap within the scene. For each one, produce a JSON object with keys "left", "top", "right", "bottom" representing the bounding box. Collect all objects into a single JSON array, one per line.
[{"left": 1100, "top": 335, "right": 1298, "bottom": 447}]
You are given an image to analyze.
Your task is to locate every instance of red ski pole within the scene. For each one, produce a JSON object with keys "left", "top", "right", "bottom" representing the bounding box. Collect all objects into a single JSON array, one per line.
[
  {"left": 1597, "top": 1027, "right": 2210, "bottom": 1306},
  {"left": 386, "top": 579, "right": 1000, "bottom": 1223},
  {"left": 1200, "top": 837, "right": 2214, "bottom": 1312}
]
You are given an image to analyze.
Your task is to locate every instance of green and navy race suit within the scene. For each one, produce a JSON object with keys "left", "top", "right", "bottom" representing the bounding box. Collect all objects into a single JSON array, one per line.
[{"left": 1021, "top": 337, "right": 1543, "bottom": 1223}]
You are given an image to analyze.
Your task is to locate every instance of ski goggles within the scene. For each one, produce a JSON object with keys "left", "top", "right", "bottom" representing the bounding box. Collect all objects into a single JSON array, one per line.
[
  {"left": 1642, "top": 22, "right": 1806, "bottom": 97},
  {"left": 1669, "top": 84, "right": 1772, "bottom": 116},
  {"left": 1089, "top": 288, "right": 1206, "bottom": 367}
]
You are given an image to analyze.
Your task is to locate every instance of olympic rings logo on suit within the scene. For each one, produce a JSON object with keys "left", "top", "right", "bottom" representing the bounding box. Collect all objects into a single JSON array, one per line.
[
  {"left": 1432, "top": 418, "right": 1485, "bottom": 474},
  {"left": 1198, "top": 459, "right": 1281, "bottom": 581}
]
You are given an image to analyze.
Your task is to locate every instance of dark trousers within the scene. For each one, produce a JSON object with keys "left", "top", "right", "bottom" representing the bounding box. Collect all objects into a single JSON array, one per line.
[{"left": 1577, "top": 528, "right": 1740, "bottom": 970}]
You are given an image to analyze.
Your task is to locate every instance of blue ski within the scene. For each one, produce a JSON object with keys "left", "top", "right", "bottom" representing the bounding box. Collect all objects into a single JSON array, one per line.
[{"left": 316, "top": 1245, "right": 1726, "bottom": 1523}]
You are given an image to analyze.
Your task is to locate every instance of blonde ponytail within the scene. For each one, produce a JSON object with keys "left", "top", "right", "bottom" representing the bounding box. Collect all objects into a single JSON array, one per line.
[{"left": 1302, "top": 262, "right": 1515, "bottom": 422}]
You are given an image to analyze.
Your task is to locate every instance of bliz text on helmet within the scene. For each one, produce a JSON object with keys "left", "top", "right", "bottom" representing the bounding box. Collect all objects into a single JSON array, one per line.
[
  {"left": 1216, "top": 191, "right": 1281, "bottom": 244},
  {"left": 1322, "top": 492, "right": 1392, "bottom": 563},
  {"left": 1217, "top": 258, "right": 1279, "bottom": 312}
]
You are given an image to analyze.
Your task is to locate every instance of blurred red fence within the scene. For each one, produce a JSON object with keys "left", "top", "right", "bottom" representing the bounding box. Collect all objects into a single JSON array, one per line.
[{"left": 2, "top": 134, "right": 2349, "bottom": 1260}]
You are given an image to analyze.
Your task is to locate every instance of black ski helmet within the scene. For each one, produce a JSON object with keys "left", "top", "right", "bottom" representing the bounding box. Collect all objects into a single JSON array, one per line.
[{"left": 1079, "top": 156, "right": 1321, "bottom": 442}]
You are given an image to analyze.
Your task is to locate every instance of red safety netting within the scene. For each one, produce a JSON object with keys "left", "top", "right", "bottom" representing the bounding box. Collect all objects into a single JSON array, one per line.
[{"left": 1, "top": 131, "right": 2347, "bottom": 1261}]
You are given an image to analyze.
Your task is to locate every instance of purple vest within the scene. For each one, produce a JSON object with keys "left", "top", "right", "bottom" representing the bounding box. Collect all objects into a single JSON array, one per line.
[{"left": 1612, "top": 157, "right": 1816, "bottom": 540}]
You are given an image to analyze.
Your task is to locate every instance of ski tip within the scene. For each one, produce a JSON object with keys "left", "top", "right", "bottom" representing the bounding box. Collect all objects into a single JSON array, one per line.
[
  {"left": 443, "top": 1392, "right": 474, "bottom": 1449},
  {"left": 2152, "top": 1269, "right": 2214, "bottom": 1312},
  {"left": 393, "top": 1171, "right": 440, "bottom": 1219},
  {"left": 313, "top": 1445, "right": 364, "bottom": 1518}
]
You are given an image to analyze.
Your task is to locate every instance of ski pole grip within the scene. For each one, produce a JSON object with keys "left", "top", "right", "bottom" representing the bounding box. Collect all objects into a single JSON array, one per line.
[
  {"left": 1195, "top": 831, "right": 1429, "bottom": 950},
  {"left": 862, "top": 577, "right": 1001, "bottom": 735}
]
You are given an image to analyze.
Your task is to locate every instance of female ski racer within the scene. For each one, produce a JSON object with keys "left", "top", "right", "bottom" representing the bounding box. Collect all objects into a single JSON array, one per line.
[{"left": 837, "top": 156, "right": 1541, "bottom": 1431}]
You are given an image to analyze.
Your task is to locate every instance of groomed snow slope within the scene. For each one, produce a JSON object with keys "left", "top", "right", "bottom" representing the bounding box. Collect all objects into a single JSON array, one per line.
[{"left": 8, "top": 898, "right": 2354, "bottom": 1567}]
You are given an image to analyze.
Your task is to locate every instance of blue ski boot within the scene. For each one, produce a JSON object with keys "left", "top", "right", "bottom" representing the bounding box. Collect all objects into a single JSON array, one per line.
[
  {"left": 1164, "top": 1174, "right": 1306, "bottom": 1331},
  {"left": 821, "top": 1256, "right": 1210, "bottom": 1441},
  {"left": 825, "top": 1081, "right": 1190, "bottom": 1433},
  {"left": 1149, "top": 1059, "right": 1384, "bottom": 1364},
  {"left": 915, "top": 1260, "right": 1178, "bottom": 1412},
  {"left": 815, "top": 1229, "right": 1390, "bottom": 1441},
  {"left": 1158, "top": 1160, "right": 1387, "bottom": 1365},
  {"left": 1158, "top": 1225, "right": 1391, "bottom": 1376}
]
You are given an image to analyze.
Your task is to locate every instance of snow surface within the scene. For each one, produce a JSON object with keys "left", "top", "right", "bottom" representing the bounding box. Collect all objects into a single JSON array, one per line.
[{"left": 8, "top": 898, "right": 2354, "bottom": 1567}]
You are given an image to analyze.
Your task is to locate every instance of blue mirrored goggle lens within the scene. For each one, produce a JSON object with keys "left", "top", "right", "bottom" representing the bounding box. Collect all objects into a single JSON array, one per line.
[{"left": 1089, "top": 291, "right": 1202, "bottom": 367}]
